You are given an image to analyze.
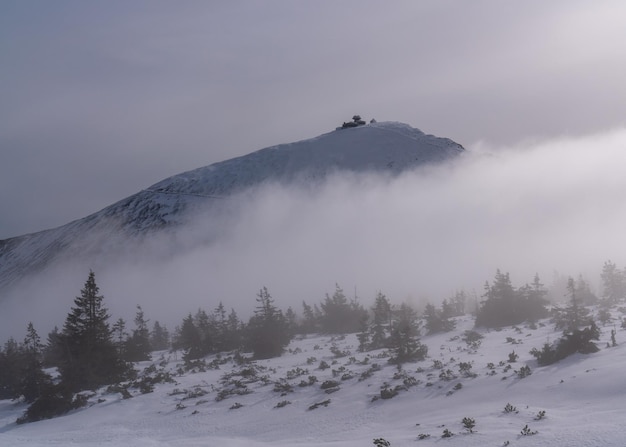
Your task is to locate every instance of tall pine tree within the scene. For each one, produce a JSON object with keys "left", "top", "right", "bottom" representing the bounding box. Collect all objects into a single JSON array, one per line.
[
  {"left": 59, "top": 270, "right": 131, "bottom": 391},
  {"left": 246, "top": 287, "right": 291, "bottom": 359}
]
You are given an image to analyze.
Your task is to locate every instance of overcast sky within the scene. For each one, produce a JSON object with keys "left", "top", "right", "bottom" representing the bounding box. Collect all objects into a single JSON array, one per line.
[{"left": 2, "top": 1, "right": 626, "bottom": 239}]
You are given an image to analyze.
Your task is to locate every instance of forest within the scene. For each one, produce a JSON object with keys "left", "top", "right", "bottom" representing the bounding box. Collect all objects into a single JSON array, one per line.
[{"left": 1, "top": 260, "right": 624, "bottom": 424}]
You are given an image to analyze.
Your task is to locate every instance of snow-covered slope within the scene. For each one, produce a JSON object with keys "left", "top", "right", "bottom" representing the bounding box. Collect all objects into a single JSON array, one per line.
[
  {"left": 0, "top": 122, "right": 463, "bottom": 291},
  {"left": 2, "top": 310, "right": 625, "bottom": 446}
]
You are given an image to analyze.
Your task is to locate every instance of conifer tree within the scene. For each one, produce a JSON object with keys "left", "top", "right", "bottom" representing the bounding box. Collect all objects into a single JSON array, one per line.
[
  {"left": 477, "top": 270, "right": 548, "bottom": 327},
  {"left": 369, "top": 292, "right": 391, "bottom": 349},
  {"left": 225, "top": 308, "right": 243, "bottom": 351},
  {"left": 212, "top": 302, "right": 228, "bottom": 352},
  {"left": 175, "top": 314, "right": 203, "bottom": 361},
  {"left": 124, "top": 305, "right": 152, "bottom": 361},
  {"left": 424, "top": 302, "right": 455, "bottom": 334},
  {"left": 554, "top": 277, "right": 591, "bottom": 332},
  {"left": 301, "top": 301, "right": 318, "bottom": 333},
  {"left": 150, "top": 321, "right": 170, "bottom": 351},
  {"left": 246, "top": 287, "right": 291, "bottom": 359},
  {"left": 58, "top": 270, "right": 131, "bottom": 391},
  {"left": 112, "top": 318, "right": 128, "bottom": 358},
  {"left": 0, "top": 337, "right": 22, "bottom": 399},
  {"left": 389, "top": 303, "right": 428, "bottom": 365},
  {"left": 42, "top": 326, "right": 64, "bottom": 367},
  {"left": 19, "top": 323, "right": 51, "bottom": 403},
  {"left": 601, "top": 260, "right": 625, "bottom": 304},
  {"left": 285, "top": 306, "right": 298, "bottom": 337},
  {"left": 320, "top": 284, "right": 367, "bottom": 333}
]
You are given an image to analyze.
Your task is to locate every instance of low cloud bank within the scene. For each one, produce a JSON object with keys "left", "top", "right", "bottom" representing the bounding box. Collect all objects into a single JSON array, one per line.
[{"left": 2, "top": 128, "right": 626, "bottom": 340}]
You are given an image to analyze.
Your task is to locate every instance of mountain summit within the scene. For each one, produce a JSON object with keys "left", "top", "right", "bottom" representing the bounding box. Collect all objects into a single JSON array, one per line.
[{"left": 0, "top": 122, "right": 464, "bottom": 290}]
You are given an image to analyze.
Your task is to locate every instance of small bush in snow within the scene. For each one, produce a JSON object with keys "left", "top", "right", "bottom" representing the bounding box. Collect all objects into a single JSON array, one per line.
[
  {"left": 373, "top": 438, "right": 391, "bottom": 447},
  {"left": 275, "top": 400, "right": 291, "bottom": 408},
  {"left": 320, "top": 380, "right": 339, "bottom": 390},
  {"left": 439, "top": 369, "right": 456, "bottom": 381},
  {"left": 441, "top": 428, "right": 454, "bottom": 438},
  {"left": 379, "top": 383, "right": 399, "bottom": 400},
  {"left": 330, "top": 343, "right": 350, "bottom": 358},
  {"left": 462, "top": 330, "right": 484, "bottom": 349},
  {"left": 508, "top": 351, "right": 519, "bottom": 362},
  {"left": 308, "top": 399, "right": 331, "bottom": 410},
  {"left": 359, "top": 363, "right": 382, "bottom": 381},
  {"left": 462, "top": 417, "right": 476, "bottom": 433},
  {"left": 516, "top": 365, "right": 532, "bottom": 378},
  {"left": 299, "top": 375, "right": 317, "bottom": 387},
  {"left": 534, "top": 410, "right": 546, "bottom": 420},
  {"left": 520, "top": 424, "right": 537, "bottom": 436},
  {"left": 504, "top": 403, "right": 518, "bottom": 414},
  {"left": 458, "top": 362, "right": 476, "bottom": 378},
  {"left": 285, "top": 367, "right": 308, "bottom": 379},
  {"left": 273, "top": 380, "right": 293, "bottom": 394}
]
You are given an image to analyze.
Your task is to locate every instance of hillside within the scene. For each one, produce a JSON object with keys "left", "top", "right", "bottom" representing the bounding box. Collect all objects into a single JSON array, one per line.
[
  {"left": 2, "top": 307, "right": 625, "bottom": 446},
  {"left": 0, "top": 122, "right": 464, "bottom": 292}
]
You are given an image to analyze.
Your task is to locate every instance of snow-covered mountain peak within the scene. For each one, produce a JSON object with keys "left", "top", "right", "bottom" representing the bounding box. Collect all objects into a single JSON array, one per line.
[
  {"left": 146, "top": 121, "right": 463, "bottom": 199},
  {"left": 0, "top": 122, "right": 463, "bottom": 291}
]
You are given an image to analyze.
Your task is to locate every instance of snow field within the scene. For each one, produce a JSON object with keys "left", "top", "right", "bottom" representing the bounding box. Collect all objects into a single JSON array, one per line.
[{"left": 2, "top": 309, "right": 626, "bottom": 446}]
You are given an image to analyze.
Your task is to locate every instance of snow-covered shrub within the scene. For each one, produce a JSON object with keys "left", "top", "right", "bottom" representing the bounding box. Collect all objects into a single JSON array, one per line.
[
  {"left": 515, "top": 365, "right": 532, "bottom": 378},
  {"left": 462, "top": 417, "right": 476, "bottom": 433},
  {"left": 275, "top": 400, "right": 291, "bottom": 408},
  {"left": 308, "top": 399, "right": 331, "bottom": 410},
  {"left": 441, "top": 428, "right": 454, "bottom": 438},
  {"left": 462, "top": 330, "right": 484, "bottom": 349},
  {"left": 520, "top": 424, "right": 537, "bottom": 436},
  {"left": 504, "top": 403, "right": 518, "bottom": 414}
]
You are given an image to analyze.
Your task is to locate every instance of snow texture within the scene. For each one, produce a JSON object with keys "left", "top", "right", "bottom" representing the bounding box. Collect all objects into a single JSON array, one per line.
[{"left": 2, "top": 310, "right": 625, "bottom": 446}]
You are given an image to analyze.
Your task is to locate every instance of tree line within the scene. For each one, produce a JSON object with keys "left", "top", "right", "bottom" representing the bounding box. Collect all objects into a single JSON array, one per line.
[{"left": 1, "top": 260, "right": 624, "bottom": 423}]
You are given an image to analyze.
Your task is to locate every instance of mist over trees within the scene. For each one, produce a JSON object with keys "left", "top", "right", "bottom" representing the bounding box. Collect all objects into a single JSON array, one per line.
[
  {"left": 1, "top": 259, "right": 625, "bottom": 424},
  {"left": 476, "top": 271, "right": 549, "bottom": 328}
]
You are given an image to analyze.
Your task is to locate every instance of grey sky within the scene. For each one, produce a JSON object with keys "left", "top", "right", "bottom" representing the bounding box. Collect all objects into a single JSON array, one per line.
[{"left": 2, "top": 1, "right": 626, "bottom": 239}]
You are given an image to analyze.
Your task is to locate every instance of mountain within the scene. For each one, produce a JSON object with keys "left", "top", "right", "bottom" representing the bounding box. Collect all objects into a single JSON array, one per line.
[{"left": 0, "top": 122, "right": 464, "bottom": 291}]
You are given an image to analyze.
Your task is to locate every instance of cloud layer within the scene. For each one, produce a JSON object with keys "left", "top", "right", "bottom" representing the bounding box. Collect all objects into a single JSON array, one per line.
[
  {"left": 2, "top": 2, "right": 626, "bottom": 238},
  {"left": 2, "top": 127, "right": 626, "bottom": 341}
]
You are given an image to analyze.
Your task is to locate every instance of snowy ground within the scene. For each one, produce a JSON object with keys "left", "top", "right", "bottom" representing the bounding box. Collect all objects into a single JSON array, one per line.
[{"left": 2, "top": 312, "right": 626, "bottom": 447}]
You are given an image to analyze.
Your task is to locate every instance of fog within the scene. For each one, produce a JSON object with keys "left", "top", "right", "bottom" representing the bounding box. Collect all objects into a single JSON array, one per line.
[{"left": 2, "top": 127, "right": 626, "bottom": 341}]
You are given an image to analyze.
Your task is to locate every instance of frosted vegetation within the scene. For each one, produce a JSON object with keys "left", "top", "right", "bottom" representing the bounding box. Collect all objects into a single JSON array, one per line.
[{"left": 1, "top": 261, "right": 626, "bottom": 445}]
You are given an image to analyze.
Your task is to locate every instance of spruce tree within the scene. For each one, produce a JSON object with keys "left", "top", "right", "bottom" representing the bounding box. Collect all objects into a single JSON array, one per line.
[
  {"left": 369, "top": 292, "right": 391, "bottom": 349},
  {"left": 175, "top": 314, "right": 203, "bottom": 361},
  {"left": 320, "top": 284, "right": 367, "bottom": 333},
  {"left": 19, "top": 323, "right": 52, "bottom": 403},
  {"left": 212, "top": 302, "right": 228, "bottom": 352},
  {"left": 150, "top": 321, "right": 170, "bottom": 351},
  {"left": 42, "top": 326, "right": 64, "bottom": 367},
  {"left": 0, "top": 337, "right": 22, "bottom": 399},
  {"left": 389, "top": 303, "right": 428, "bottom": 365},
  {"left": 601, "top": 260, "right": 625, "bottom": 304},
  {"left": 301, "top": 301, "right": 318, "bottom": 334},
  {"left": 477, "top": 270, "right": 548, "bottom": 327},
  {"left": 247, "top": 287, "right": 291, "bottom": 359},
  {"left": 59, "top": 270, "right": 131, "bottom": 391},
  {"left": 225, "top": 308, "right": 242, "bottom": 351},
  {"left": 124, "top": 306, "right": 152, "bottom": 362}
]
